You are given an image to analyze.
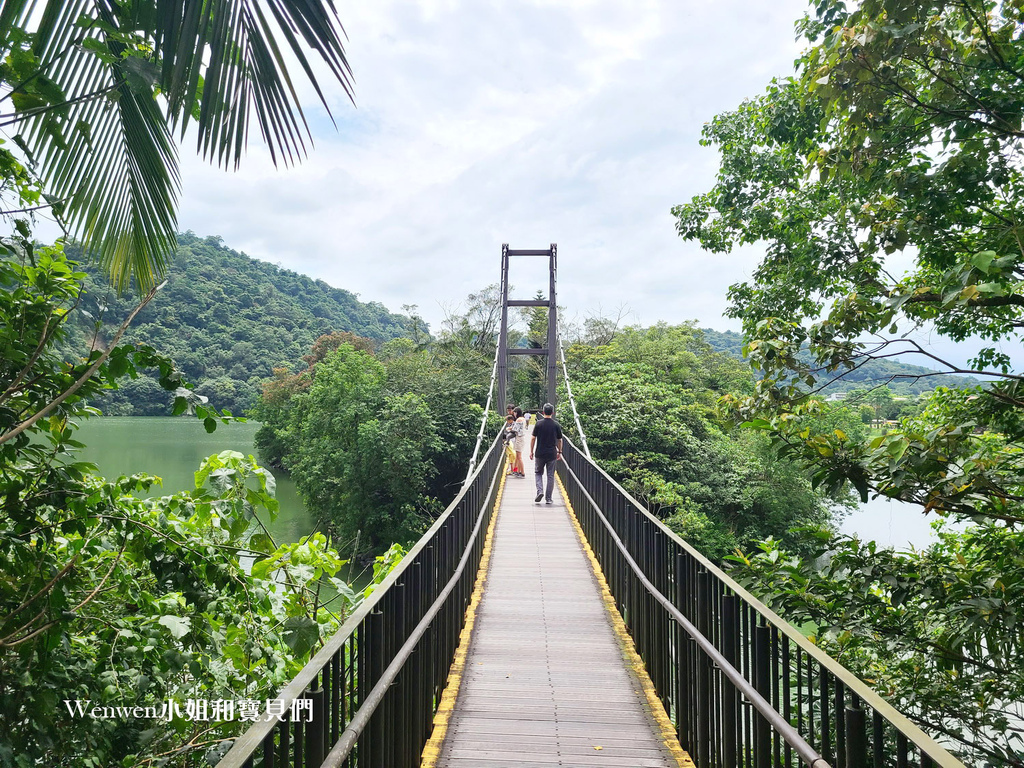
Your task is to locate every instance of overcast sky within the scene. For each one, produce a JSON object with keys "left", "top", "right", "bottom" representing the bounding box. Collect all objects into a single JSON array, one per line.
[{"left": 176, "top": 0, "right": 811, "bottom": 336}]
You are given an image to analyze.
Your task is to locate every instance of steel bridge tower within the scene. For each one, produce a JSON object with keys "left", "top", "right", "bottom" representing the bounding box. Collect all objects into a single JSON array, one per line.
[{"left": 496, "top": 243, "right": 557, "bottom": 412}]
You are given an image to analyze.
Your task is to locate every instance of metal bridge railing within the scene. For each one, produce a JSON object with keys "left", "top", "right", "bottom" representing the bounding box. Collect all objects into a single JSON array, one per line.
[
  {"left": 218, "top": 433, "right": 504, "bottom": 768},
  {"left": 557, "top": 438, "right": 965, "bottom": 768}
]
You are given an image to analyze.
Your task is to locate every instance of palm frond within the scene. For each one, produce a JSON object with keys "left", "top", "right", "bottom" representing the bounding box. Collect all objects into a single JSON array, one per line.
[
  {"left": 12, "top": 0, "right": 177, "bottom": 290},
  {"left": 154, "top": 0, "right": 354, "bottom": 167},
  {"left": 5, "top": 0, "right": 354, "bottom": 291}
]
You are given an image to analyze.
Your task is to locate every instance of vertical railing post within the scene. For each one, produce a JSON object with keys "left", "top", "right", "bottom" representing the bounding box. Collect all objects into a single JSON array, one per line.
[
  {"left": 722, "top": 594, "right": 740, "bottom": 768},
  {"left": 873, "top": 711, "right": 885, "bottom": 768},
  {"left": 262, "top": 730, "right": 276, "bottom": 768},
  {"left": 820, "top": 667, "right": 832, "bottom": 766},
  {"left": 847, "top": 700, "right": 868, "bottom": 768},
  {"left": 305, "top": 688, "right": 325, "bottom": 767},
  {"left": 355, "top": 621, "right": 366, "bottom": 767},
  {"left": 754, "top": 624, "right": 771, "bottom": 768},
  {"left": 368, "top": 611, "right": 385, "bottom": 767},
  {"left": 674, "top": 552, "right": 690, "bottom": 749},
  {"left": 696, "top": 570, "right": 711, "bottom": 768}
]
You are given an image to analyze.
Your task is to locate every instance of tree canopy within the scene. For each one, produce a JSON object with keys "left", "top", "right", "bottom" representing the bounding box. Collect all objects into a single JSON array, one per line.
[
  {"left": 675, "top": 0, "right": 1024, "bottom": 524},
  {"left": 562, "top": 322, "right": 848, "bottom": 559},
  {"left": 252, "top": 297, "right": 498, "bottom": 552}
]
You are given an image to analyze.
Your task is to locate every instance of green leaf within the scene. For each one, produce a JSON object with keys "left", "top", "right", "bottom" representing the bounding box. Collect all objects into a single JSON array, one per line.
[
  {"left": 282, "top": 615, "right": 320, "bottom": 657},
  {"left": 158, "top": 615, "right": 190, "bottom": 640},
  {"left": 107, "top": 352, "right": 129, "bottom": 379},
  {"left": 248, "top": 533, "right": 275, "bottom": 554},
  {"left": 971, "top": 251, "right": 997, "bottom": 274},
  {"left": 11, "top": 92, "right": 47, "bottom": 112}
]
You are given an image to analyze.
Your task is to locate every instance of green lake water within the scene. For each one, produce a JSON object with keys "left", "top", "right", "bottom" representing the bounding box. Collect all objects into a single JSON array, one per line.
[
  {"left": 74, "top": 416, "right": 318, "bottom": 545},
  {"left": 72, "top": 416, "right": 943, "bottom": 554}
]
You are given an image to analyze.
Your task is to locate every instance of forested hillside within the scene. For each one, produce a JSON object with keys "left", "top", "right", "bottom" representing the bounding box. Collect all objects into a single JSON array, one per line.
[
  {"left": 702, "top": 328, "right": 977, "bottom": 394},
  {"left": 64, "top": 232, "right": 969, "bottom": 419},
  {"left": 66, "top": 232, "right": 414, "bottom": 415}
]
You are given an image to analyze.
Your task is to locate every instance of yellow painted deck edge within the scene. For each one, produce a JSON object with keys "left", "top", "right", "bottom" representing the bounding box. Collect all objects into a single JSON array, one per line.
[
  {"left": 419, "top": 469, "right": 505, "bottom": 767},
  {"left": 557, "top": 473, "right": 696, "bottom": 768}
]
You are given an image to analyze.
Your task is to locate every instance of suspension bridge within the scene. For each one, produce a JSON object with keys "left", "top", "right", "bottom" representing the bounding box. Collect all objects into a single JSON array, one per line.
[{"left": 219, "top": 246, "right": 964, "bottom": 768}]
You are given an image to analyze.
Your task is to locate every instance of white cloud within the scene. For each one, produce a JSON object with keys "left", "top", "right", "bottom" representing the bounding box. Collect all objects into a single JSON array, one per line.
[{"left": 178, "top": 0, "right": 809, "bottom": 333}]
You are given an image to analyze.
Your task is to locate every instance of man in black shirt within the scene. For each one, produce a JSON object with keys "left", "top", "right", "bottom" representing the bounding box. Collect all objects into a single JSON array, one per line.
[{"left": 529, "top": 402, "right": 563, "bottom": 504}]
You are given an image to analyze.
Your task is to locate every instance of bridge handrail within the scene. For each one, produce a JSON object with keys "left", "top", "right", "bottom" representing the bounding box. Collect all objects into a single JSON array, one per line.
[
  {"left": 558, "top": 455, "right": 830, "bottom": 768},
  {"left": 321, "top": 449, "right": 500, "bottom": 765},
  {"left": 218, "top": 432, "right": 505, "bottom": 768},
  {"left": 559, "top": 438, "right": 964, "bottom": 768}
]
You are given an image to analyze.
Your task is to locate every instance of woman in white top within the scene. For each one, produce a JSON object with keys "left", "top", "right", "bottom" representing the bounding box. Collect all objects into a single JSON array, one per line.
[{"left": 513, "top": 407, "right": 528, "bottom": 476}]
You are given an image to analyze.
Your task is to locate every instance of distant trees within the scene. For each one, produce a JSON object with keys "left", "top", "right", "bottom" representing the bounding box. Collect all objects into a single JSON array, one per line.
[
  {"left": 253, "top": 299, "right": 496, "bottom": 552},
  {"left": 253, "top": 312, "right": 849, "bottom": 561},
  {"left": 563, "top": 322, "right": 849, "bottom": 560}
]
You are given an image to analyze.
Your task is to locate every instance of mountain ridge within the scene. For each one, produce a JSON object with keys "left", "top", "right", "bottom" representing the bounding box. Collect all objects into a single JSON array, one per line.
[
  {"left": 63, "top": 234, "right": 973, "bottom": 415},
  {"left": 700, "top": 328, "right": 979, "bottom": 395},
  {"left": 68, "top": 232, "right": 414, "bottom": 415}
]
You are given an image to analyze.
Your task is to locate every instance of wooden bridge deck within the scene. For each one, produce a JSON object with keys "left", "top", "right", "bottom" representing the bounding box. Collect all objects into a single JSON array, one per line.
[{"left": 426, "top": 455, "right": 688, "bottom": 767}]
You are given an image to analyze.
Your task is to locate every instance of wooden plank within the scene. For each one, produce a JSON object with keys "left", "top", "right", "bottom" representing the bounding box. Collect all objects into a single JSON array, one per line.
[{"left": 434, "top": 457, "right": 680, "bottom": 767}]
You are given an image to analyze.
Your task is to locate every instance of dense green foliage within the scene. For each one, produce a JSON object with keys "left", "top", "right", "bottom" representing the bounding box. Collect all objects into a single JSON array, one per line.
[
  {"left": 675, "top": 0, "right": 1024, "bottom": 524},
  {"left": 733, "top": 528, "right": 1024, "bottom": 764},
  {"left": 676, "top": 0, "right": 1024, "bottom": 762},
  {"left": 0, "top": 5, "right": 393, "bottom": 764},
  {"left": 254, "top": 304, "right": 852, "bottom": 562},
  {"left": 61, "top": 233, "right": 413, "bottom": 417},
  {"left": 563, "top": 323, "right": 850, "bottom": 560},
  {"left": 0, "top": 248, "right": 395, "bottom": 766},
  {"left": 252, "top": 326, "right": 492, "bottom": 552}
]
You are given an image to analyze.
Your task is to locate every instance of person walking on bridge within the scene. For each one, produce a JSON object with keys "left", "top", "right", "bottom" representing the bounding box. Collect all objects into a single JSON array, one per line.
[{"left": 530, "top": 402, "right": 563, "bottom": 504}]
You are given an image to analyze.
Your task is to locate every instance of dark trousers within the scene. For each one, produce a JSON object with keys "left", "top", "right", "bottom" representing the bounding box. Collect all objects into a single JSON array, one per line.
[{"left": 534, "top": 455, "right": 557, "bottom": 501}]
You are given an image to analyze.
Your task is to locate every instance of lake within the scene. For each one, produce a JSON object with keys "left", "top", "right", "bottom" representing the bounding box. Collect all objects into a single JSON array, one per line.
[
  {"left": 73, "top": 416, "right": 945, "bottom": 552},
  {"left": 839, "top": 494, "right": 946, "bottom": 550},
  {"left": 73, "top": 416, "right": 318, "bottom": 545}
]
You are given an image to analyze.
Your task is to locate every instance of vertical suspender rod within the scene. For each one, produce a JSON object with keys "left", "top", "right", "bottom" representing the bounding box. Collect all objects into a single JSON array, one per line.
[
  {"left": 547, "top": 245, "right": 558, "bottom": 407},
  {"left": 496, "top": 244, "right": 510, "bottom": 413}
]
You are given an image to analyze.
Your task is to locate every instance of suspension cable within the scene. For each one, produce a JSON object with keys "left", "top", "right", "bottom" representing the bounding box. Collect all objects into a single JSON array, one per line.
[
  {"left": 464, "top": 341, "right": 501, "bottom": 484},
  {"left": 558, "top": 334, "right": 591, "bottom": 459}
]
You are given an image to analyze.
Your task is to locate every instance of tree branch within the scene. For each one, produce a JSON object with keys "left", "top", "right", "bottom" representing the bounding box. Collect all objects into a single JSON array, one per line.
[
  {"left": 0, "top": 280, "right": 166, "bottom": 446},
  {"left": 956, "top": 0, "right": 1024, "bottom": 84},
  {"left": 0, "top": 81, "right": 124, "bottom": 129}
]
